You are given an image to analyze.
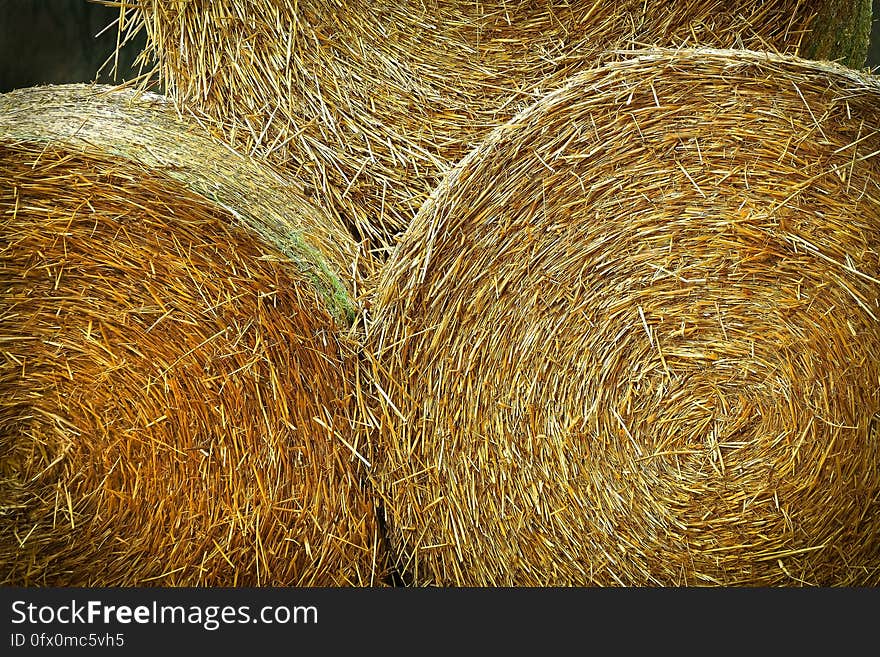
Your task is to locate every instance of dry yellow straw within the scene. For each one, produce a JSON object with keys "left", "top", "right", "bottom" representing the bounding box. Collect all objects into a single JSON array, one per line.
[
  {"left": 365, "top": 49, "right": 880, "bottom": 586},
  {"left": 0, "top": 84, "right": 385, "bottom": 586}
]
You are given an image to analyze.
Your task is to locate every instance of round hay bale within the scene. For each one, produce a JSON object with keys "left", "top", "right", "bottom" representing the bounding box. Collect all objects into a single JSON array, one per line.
[
  {"left": 0, "top": 84, "right": 385, "bottom": 586},
  {"left": 365, "top": 49, "right": 880, "bottom": 586},
  {"left": 115, "top": 0, "right": 872, "bottom": 254}
]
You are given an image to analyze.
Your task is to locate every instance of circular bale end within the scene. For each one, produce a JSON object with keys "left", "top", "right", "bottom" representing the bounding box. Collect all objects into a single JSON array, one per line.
[
  {"left": 0, "top": 85, "right": 385, "bottom": 586},
  {"left": 117, "top": 0, "right": 869, "bottom": 253},
  {"left": 366, "top": 49, "right": 880, "bottom": 586}
]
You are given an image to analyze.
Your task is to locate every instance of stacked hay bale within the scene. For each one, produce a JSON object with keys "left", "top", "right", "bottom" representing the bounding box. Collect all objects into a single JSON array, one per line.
[
  {"left": 112, "top": 0, "right": 873, "bottom": 253},
  {"left": 0, "top": 84, "right": 384, "bottom": 586},
  {"left": 364, "top": 49, "right": 880, "bottom": 586}
]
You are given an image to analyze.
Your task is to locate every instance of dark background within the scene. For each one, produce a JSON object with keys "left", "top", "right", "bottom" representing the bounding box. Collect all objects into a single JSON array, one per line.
[
  {"left": 0, "top": 0, "right": 146, "bottom": 92},
  {"left": 1, "top": 0, "right": 879, "bottom": 94}
]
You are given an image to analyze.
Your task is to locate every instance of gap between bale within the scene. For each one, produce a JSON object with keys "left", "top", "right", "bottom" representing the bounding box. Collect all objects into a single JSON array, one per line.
[
  {"left": 0, "top": 84, "right": 386, "bottom": 586},
  {"left": 105, "top": 0, "right": 873, "bottom": 256},
  {"left": 363, "top": 48, "right": 880, "bottom": 586}
]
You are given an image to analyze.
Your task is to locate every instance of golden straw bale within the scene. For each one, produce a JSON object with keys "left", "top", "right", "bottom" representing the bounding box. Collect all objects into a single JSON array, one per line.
[
  {"left": 364, "top": 49, "right": 880, "bottom": 586},
  {"left": 110, "top": 0, "right": 873, "bottom": 254},
  {"left": 0, "top": 84, "right": 385, "bottom": 586}
]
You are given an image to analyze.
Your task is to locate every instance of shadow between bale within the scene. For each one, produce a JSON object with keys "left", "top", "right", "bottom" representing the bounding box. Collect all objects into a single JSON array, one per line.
[
  {"left": 0, "top": 84, "right": 387, "bottom": 586},
  {"left": 363, "top": 49, "right": 880, "bottom": 586}
]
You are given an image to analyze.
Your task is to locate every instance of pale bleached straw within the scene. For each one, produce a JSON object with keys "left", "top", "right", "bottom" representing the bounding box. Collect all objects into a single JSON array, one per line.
[{"left": 106, "top": 0, "right": 872, "bottom": 256}]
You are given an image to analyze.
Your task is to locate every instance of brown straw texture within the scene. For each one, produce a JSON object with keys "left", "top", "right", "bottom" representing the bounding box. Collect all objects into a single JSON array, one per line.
[
  {"left": 0, "top": 84, "right": 385, "bottom": 586},
  {"left": 109, "top": 0, "right": 873, "bottom": 255},
  {"left": 364, "top": 48, "right": 880, "bottom": 586}
]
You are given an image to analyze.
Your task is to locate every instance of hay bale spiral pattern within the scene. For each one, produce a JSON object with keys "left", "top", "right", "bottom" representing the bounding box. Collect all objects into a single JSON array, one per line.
[
  {"left": 366, "top": 49, "right": 880, "bottom": 586},
  {"left": 0, "top": 85, "right": 384, "bottom": 586}
]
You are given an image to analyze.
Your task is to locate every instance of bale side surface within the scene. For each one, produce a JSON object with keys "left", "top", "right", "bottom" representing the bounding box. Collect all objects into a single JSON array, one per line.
[
  {"left": 0, "top": 146, "right": 384, "bottom": 585},
  {"left": 0, "top": 83, "right": 361, "bottom": 324},
  {"left": 112, "top": 0, "right": 871, "bottom": 254},
  {"left": 365, "top": 48, "right": 880, "bottom": 586}
]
